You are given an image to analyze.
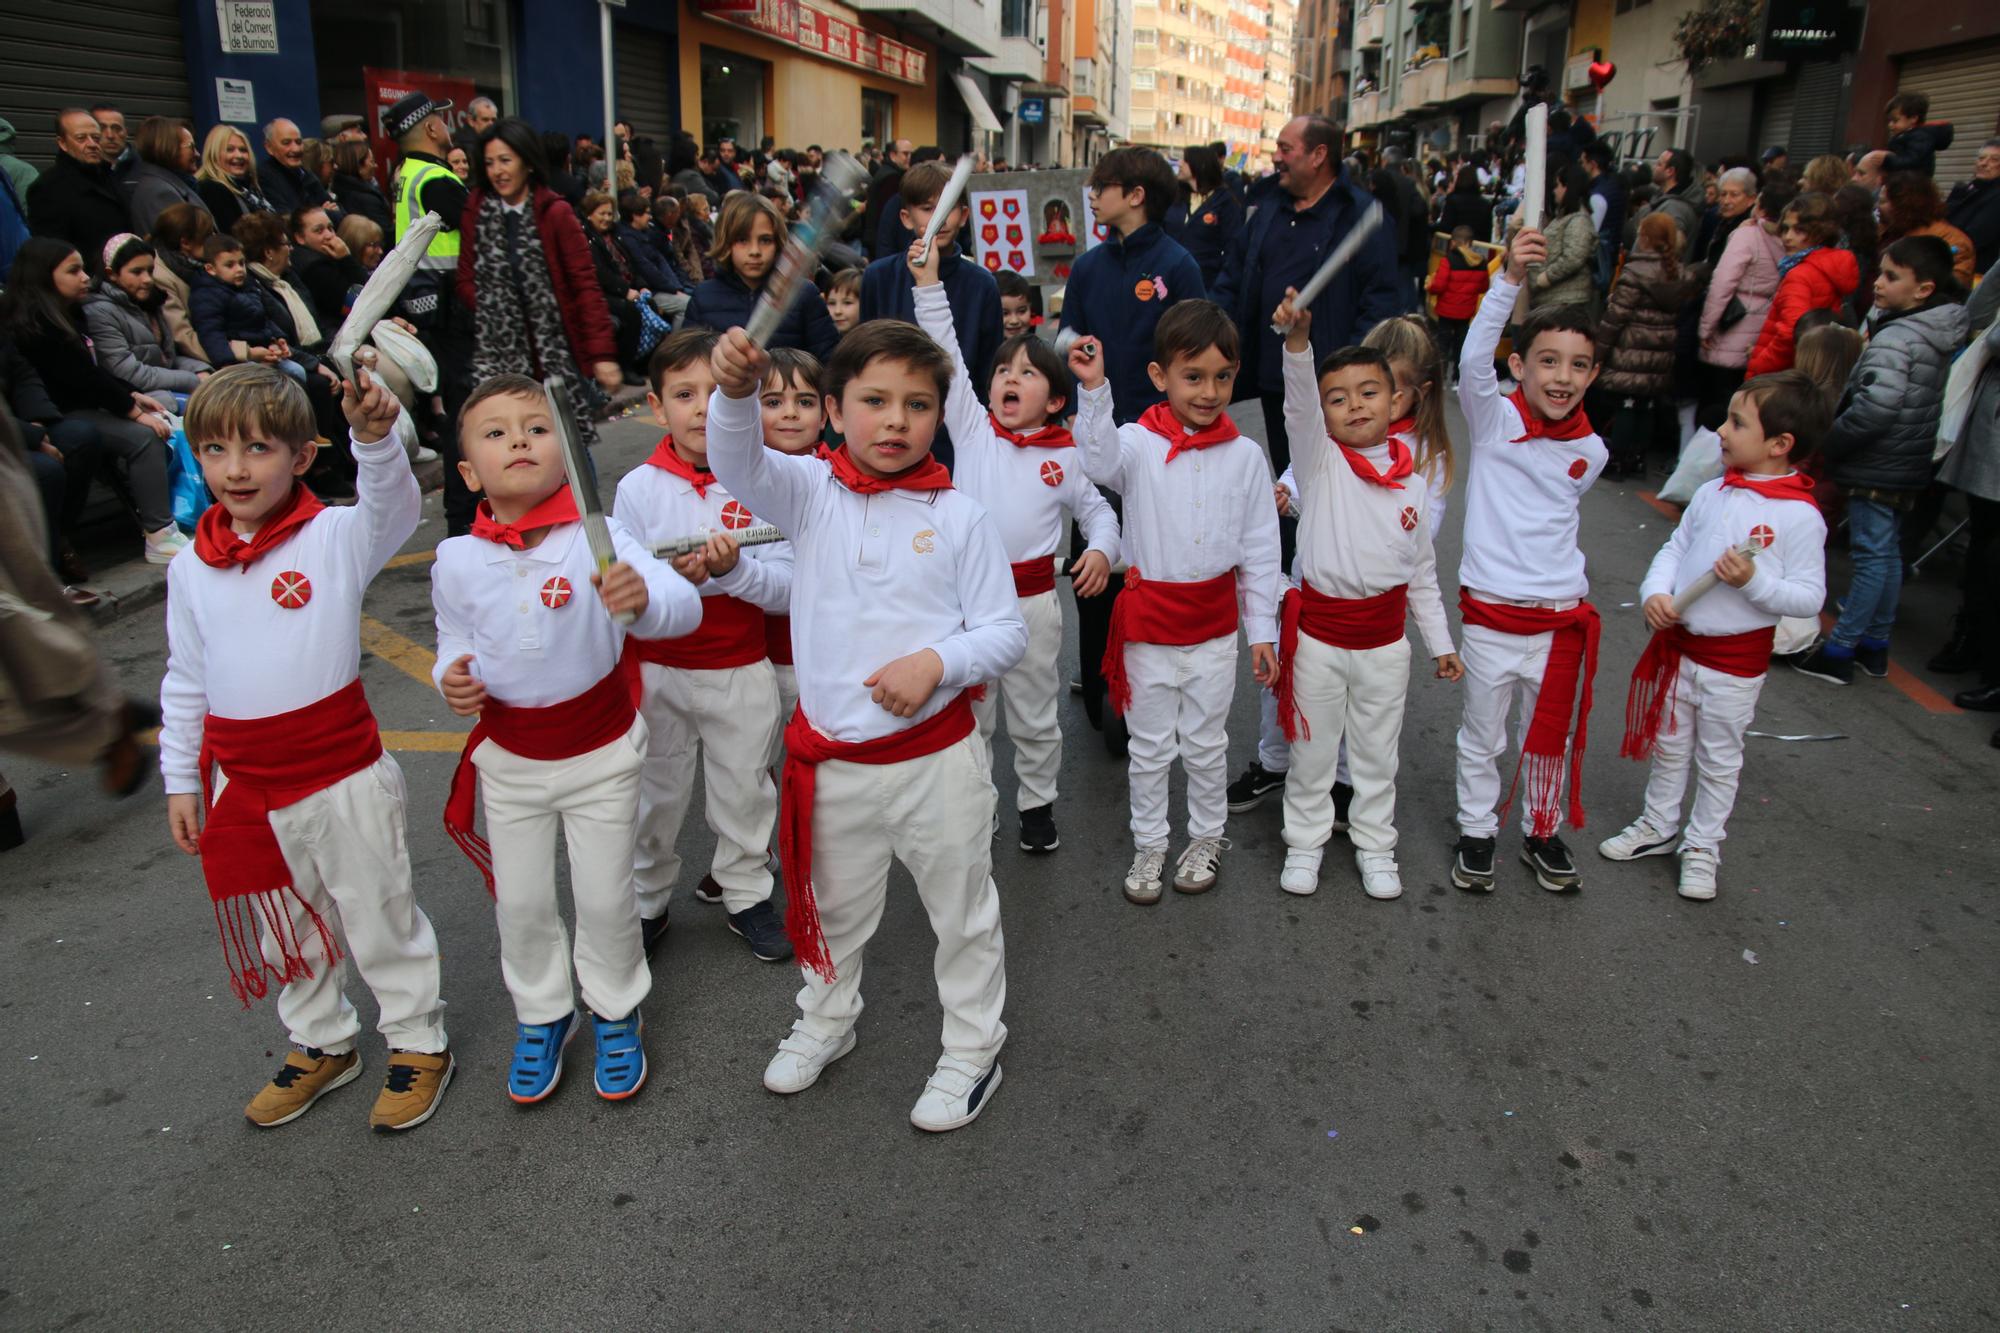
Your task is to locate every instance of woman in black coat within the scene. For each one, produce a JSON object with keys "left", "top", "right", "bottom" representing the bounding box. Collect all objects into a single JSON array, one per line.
[
  {"left": 1163, "top": 145, "right": 1241, "bottom": 291},
  {"left": 329, "top": 139, "right": 395, "bottom": 236},
  {"left": 1437, "top": 166, "right": 1495, "bottom": 242}
]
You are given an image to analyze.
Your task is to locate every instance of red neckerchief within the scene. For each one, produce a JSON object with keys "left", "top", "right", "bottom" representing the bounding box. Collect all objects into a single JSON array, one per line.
[
  {"left": 1385, "top": 415, "right": 1416, "bottom": 439},
  {"left": 194, "top": 484, "right": 325, "bottom": 571},
  {"left": 645, "top": 435, "right": 714, "bottom": 495},
  {"left": 988, "top": 414, "right": 1075, "bottom": 448},
  {"left": 1138, "top": 401, "right": 1240, "bottom": 463},
  {"left": 828, "top": 444, "right": 953, "bottom": 494},
  {"left": 1720, "top": 468, "right": 1816, "bottom": 504},
  {"left": 812, "top": 443, "right": 834, "bottom": 461},
  {"left": 1335, "top": 436, "right": 1415, "bottom": 489},
  {"left": 1508, "top": 389, "right": 1593, "bottom": 442},
  {"left": 470, "top": 484, "right": 581, "bottom": 549}
]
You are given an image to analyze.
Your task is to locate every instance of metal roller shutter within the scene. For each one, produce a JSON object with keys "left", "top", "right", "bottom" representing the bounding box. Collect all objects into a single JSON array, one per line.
[
  {"left": 1789, "top": 60, "right": 1849, "bottom": 159},
  {"left": 615, "top": 24, "right": 676, "bottom": 145},
  {"left": 1898, "top": 39, "right": 2000, "bottom": 187},
  {"left": 1756, "top": 79, "right": 1795, "bottom": 160},
  {"left": 0, "top": 0, "right": 191, "bottom": 165}
]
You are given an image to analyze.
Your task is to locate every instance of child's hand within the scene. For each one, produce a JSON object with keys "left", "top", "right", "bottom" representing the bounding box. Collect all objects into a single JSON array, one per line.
[
  {"left": 593, "top": 561, "right": 650, "bottom": 618},
  {"left": 167, "top": 793, "right": 202, "bottom": 856},
  {"left": 1434, "top": 652, "right": 1465, "bottom": 682},
  {"left": 864, "top": 648, "right": 945, "bottom": 718},
  {"left": 248, "top": 346, "right": 280, "bottom": 364},
  {"left": 1273, "top": 287, "right": 1312, "bottom": 352},
  {"left": 670, "top": 549, "right": 709, "bottom": 585},
  {"left": 1505, "top": 227, "right": 1546, "bottom": 283},
  {"left": 1714, "top": 546, "right": 1755, "bottom": 588},
  {"left": 1274, "top": 483, "right": 1294, "bottom": 517},
  {"left": 1070, "top": 549, "right": 1111, "bottom": 598},
  {"left": 1642, "top": 593, "right": 1680, "bottom": 632},
  {"left": 340, "top": 365, "right": 400, "bottom": 443},
  {"left": 906, "top": 238, "right": 939, "bottom": 286},
  {"left": 440, "top": 653, "right": 488, "bottom": 716},
  {"left": 1067, "top": 335, "right": 1105, "bottom": 390},
  {"left": 713, "top": 327, "right": 770, "bottom": 399},
  {"left": 702, "top": 532, "right": 742, "bottom": 577},
  {"left": 1250, "top": 642, "right": 1279, "bottom": 686}
]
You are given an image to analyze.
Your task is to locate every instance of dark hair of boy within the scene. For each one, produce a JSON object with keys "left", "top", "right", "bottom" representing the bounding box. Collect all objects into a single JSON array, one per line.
[
  {"left": 185, "top": 362, "right": 316, "bottom": 449},
  {"left": 766, "top": 346, "right": 824, "bottom": 393},
  {"left": 899, "top": 160, "right": 955, "bottom": 211},
  {"left": 1756, "top": 181, "right": 1798, "bottom": 221},
  {"left": 1088, "top": 147, "right": 1177, "bottom": 224},
  {"left": 460, "top": 372, "right": 548, "bottom": 431},
  {"left": 1886, "top": 91, "right": 1929, "bottom": 121},
  {"left": 1736, "top": 370, "right": 1830, "bottom": 463},
  {"left": 648, "top": 327, "right": 722, "bottom": 392},
  {"left": 828, "top": 267, "right": 863, "bottom": 299},
  {"left": 202, "top": 233, "right": 243, "bottom": 262},
  {"left": 1153, "top": 298, "right": 1241, "bottom": 366},
  {"left": 1515, "top": 302, "right": 1599, "bottom": 361},
  {"left": 1881, "top": 233, "right": 1963, "bottom": 300},
  {"left": 994, "top": 269, "right": 1031, "bottom": 301},
  {"left": 1314, "top": 345, "right": 1393, "bottom": 382},
  {"left": 991, "top": 332, "right": 1071, "bottom": 421},
  {"left": 619, "top": 193, "right": 651, "bottom": 223},
  {"left": 825, "top": 318, "right": 952, "bottom": 404}
]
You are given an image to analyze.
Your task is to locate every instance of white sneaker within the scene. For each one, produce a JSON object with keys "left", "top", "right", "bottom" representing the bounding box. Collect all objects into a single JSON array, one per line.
[
  {"left": 411, "top": 445, "right": 440, "bottom": 464},
  {"left": 1279, "top": 847, "right": 1322, "bottom": 896},
  {"left": 1173, "top": 835, "right": 1228, "bottom": 894},
  {"left": 1124, "top": 847, "right": 1168, "bottom": 905},
  {"left": 761, "top": 1022, "right": 856, "bottom": 1094},
  {"left": 1677, "top": 847, "right": 1719, "bottom": 901},
  {"left": 144, "top": 524, "right": 189, "bottom": 565},
  {"left": 1598, "top": 816, "right": 1679, "bottom": 862},
  {"left": 1355, "top": 849, "right": 1403, "bottom": 900},
  {"left": 909, "top": 1053, "right": 1002, "bottom": 1132}
]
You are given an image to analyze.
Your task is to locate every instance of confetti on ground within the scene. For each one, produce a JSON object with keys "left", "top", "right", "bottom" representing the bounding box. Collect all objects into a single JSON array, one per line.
[
  {"left": 221, "top": 1244, "right": 232, "bottom": 1250},
  {"left": 1350, "top": 1214, "right": 1381, "bottom": 1234},
  {"left": 1326, "top": 1130, "right": 1339, "bottom": 1138},
  {"left": 1742, "top": 949, "right": 1759, "bottom": 964},
  {"left": 1746, "top": 731, "right": 1848, "bottom": 742},
  {"left": 1504, "top": 1110, "right": 1515, "bottom": 1117}
]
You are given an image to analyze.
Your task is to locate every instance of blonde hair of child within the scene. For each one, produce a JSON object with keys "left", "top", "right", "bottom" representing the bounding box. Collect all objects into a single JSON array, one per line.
[
  {"left": 1362, "top": 314, "right": 1453, "bottom": 494},
  {"left": 708, "top": 192, "right": 789, "bottom": 271},
  {"left": 184, "top": 363, "right": 316, "bottom": 449},
  {"left": 1793, "top": 323, "right": 1863, "bottom": 409}
]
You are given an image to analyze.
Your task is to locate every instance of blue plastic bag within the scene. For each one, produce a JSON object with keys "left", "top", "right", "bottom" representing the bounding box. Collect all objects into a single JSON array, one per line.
[{"left": 162, "top": 414, "right": 211, "bottom": 533}]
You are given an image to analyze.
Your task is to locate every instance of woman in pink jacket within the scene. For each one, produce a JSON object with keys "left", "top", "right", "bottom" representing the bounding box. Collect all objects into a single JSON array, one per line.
[{"left": 1694, "top": 183, "right": 1791, "bottom": 429}]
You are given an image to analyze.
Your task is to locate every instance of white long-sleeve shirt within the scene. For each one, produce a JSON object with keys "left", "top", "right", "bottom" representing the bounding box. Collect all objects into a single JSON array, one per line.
[
  {"left": 703, "top": 387, "right": 1027, "bottom": 743},
  {"left": 1456, "top": 275, "right": 1608, "bottom": 603},
  {"left": 612, "top": 455, "right": 795, "bottom": 618},
  {"left": 1282, "top": 347, "right": 1455, "bottom": 658},
  {"left": 1638, "top": 477, "right": 1827, "bottom": 636},
  {"left": 912, "top": 284, "right": 1120, "bottom": 568},
  {"left": 1074, "top": 381, "right": 1282, "bottom": 646},
  {"left": 430, "top": 517, "right": 699, "bottom": 708},
  {"left": 159, "top": 426, "right": 422, "bottom": 795}
]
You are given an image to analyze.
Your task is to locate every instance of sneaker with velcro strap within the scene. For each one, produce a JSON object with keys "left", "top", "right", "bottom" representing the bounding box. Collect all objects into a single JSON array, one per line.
[
  {"left": 728, "top": 899, "right": 794, "bottom": 962},
  {"left": 763, "top": 1023, "right": 857, "bottom": 1095},
  {"left": 1521, "top": 835, "right": 1582, "bottom": 892},
  {"left": 1677, "top": 847, "right": 1720, "bottom": 901},
  {"left": 244, "top": 1047, "right": 361, "bottom": 1128},
  {"left": 1279, "top": 847, "right": 1322, "bottom": 896},
  {"left": 507, "top": 1012, "right": 577, "bottom": 1105},
  {"left": 1451, "top": 835, "right": 1496, "bottom": 893},
  {"left": 1355, "top": 849, "right": 1403, "bottom": 900},
  {"left": 641, "top": 905, "right": 671, "bottom": 956},
  {"left": 1598, "top": 817, "right": 1679, "bottom": 862},
  {"left": 592, "top": 1010, "right": 647, "bottom": 1100},
  {"left": 910, "top": 1054, "right": 1003, "bottom": 1132}
]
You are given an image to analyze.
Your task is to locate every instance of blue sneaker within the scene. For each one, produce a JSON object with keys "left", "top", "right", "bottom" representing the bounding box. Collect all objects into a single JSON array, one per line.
[
  {"left": 507, "top": 1013, "right": 577, "bottom": 1105},
  {"left": 727, "top": 899, "right": 794, "bottom": 962},
  {"left": 593, "top": 1010, "right": 647, "bottom": 1100}
]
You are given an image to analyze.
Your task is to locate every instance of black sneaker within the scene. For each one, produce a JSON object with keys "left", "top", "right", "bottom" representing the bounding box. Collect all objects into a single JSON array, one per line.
[
  {"left": 1521, "top": 835, "right": 1582, "bottom": 893},
  {"left": 727, "top": 900, "right": 794, "bottom": 962},
  {"left": 1451, "top": 835, "right": 1496, "bottom": 892},
  {"left": 1018, "top": 804, "right": 1060, "bottom": 853},
  {"left": 693, "top": 875, "right": 725, "bottom": 904},
  {"left": 1853, "top": 641, "right": 1890, "bottom": 678},
  {"left": 1928, "top": 629, "right": 1976, "bottom": 674},
  {"left": 1226, "top": 762, "right": 1287, "bottom": 812},
  {"left": 1792, "top": 645, "right": 1854, "bottom": 685},
  {"left": 641, "top": 907, "right": 670, "bottom": 956},
  {"left": 1330, "top": 781, "right": 1354, "bottom": 832}
]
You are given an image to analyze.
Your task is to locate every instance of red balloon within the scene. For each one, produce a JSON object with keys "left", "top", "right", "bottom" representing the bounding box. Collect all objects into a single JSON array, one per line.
[{"left": 1588, "top": 59, "right": 1616, "bottom": 93}]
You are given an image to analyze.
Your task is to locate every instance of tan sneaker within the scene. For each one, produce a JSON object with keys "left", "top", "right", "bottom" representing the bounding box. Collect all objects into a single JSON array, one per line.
[
  {"left": 370, "top": 1049, "right": 455, "bottom": 1132},
  {"left": 244, "top": 1047, "right": 362, "bottom": 1128}
]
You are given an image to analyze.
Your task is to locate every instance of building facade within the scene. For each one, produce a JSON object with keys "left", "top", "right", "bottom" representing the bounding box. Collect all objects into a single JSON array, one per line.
[
  {"left": 1126, "top": 0, "right": 1296, "bottom": 168},
  {"left": 1292, "top": 0, "right": 1351, "bottom": 121}
]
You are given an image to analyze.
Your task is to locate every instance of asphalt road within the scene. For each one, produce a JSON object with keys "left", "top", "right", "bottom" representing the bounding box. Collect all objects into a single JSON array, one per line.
[{"left": 3, "top": 396, "right": 1997, "bottom": 1332}]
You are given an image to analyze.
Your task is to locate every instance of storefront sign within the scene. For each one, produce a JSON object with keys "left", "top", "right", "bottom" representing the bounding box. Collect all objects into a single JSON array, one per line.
[
  {"left": 1018, "top": 97, "right": 1046, "bottom": 125},
  {"left": 215, "top": 77, "right": 257, "bottom": 124},
  {"left": 1760, "top": 0, "right": 1857, "bottom": 61},
  {"left": 217, "top": 0, "right": 280, "bottom": 54},
  {"left": 700, "top": 0, "right": 926, "bottom": 85}
]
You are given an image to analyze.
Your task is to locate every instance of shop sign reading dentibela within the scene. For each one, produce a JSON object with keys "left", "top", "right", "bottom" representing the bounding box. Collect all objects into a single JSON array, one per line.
[{"left": 699, "top": 0, "right": 926, "bottom": 85}]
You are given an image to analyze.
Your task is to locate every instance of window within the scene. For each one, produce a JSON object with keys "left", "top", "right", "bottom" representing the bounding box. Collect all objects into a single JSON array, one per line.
[
  {"left": 1133, "top": 68, "right": 1157, "bottom": 89},
  {"left": 1002, "top": 0, "right": 1035, "bottom": 39},
  {"left": 1134, "top": 26, "right": 1157, "bottom": 44}
]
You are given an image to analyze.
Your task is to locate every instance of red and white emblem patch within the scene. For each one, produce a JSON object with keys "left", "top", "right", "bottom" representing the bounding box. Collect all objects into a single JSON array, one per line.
[
  {"left": 1567, "top": 457, "right": 1589, "bottom": 480},
  {"left": 541, "top": 576, "right": 573, "bottom": 608},
  {"left": 1039, "top": 460, "right": 1065, "bottom": 487},
  {"left": 1399, "top": 505, "right": 1419, "bottom": 532},
  {"left": 270, "top": 570, "right": 311, "bottom": 609},
  {"left": 1748, "top": 523, "right": 1776, "bottom": 550},
  {"left": 720, "top": 500, "right": 754, "bottom": 530}
]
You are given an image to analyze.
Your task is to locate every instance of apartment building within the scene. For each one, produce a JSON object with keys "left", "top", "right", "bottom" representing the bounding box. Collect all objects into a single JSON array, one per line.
[
  {"left": 1129, "top": 0, "right": 1296, "bottom": 168},
  {"left": 1345, "top": 0, "right": 1521, "bottom": 152}
]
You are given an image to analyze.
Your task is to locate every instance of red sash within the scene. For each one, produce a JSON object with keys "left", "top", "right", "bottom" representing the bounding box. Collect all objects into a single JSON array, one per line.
[
  {"left": 1101, "top": 568, "right": 1239, "bottom": 715},
  {"left": 1011, "top": 556, "right": 1057, "bottom": 597},
  {"left": 764, "top": 613, "right": 795, "bottom": 667},
  {"left": 1458, "top": 590, "right": 1601, "bottom": 837},
  {"left": 630, "top": 593, "right": 767, "bottom": 669},
  {"left": 778, "top": 694, "right": 977, "bottom": 982},
  {"left": 196, "top": 679, "right": 382, "bottom": 1005},
  {"left": 443, "top": 660, "right": 641, "bottom": 894},
  {"left": 1273, "top": 581, "right": 1409, "bottom": 742},
  {"left": 1620, "top": 624, "right": 1775, "bottom": 760}
]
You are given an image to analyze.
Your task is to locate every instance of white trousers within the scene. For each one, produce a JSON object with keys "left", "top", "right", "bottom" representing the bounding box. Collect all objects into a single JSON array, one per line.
[
  {"left": 1124, "top": 635, "right": 1237, "bottom": 848},
  {"left": 973, "top": 589, "right": 1064, "bottom": 811},
  {"left": 244, "top": 756, "right": 446, "bottom": 1054},
  {"left": 1454, "top": 622, "right": 1560, "bottom": 838},
  {"left": 1639, "top": 659, "right": 1764, "bottom": 856},
  {"left": 475, "top": 718, "right": 650, "bottom": 1025},
  {"left": 1256, "top": 691, "right": 1351, "bottom": 785},
  {"left": 633, "top": 660, "right": 780, "bottom": 916},
  {"left": 794, "top": 733, "right": 1007, "bottom": 1065},
  {"left": 1283, "top": 635, "right": 1410, "bottom": 854}
]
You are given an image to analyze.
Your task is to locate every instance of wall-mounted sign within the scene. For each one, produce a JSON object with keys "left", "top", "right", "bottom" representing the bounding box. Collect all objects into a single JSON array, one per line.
[
  {"left": 215, "top": 77, "right": 257, "bottom": 123},
  {"left": 1018, "top": 97, "right": 1047, "bottom": 125},
  {"left": 218, "top": 0, "right": 280, "bottom": 54},
  {"left": 1760, "top": 0, "right": 1858, "bottom": 62},
  {"left": 700, "top": 0, "right": 928, "bottom": 85}
]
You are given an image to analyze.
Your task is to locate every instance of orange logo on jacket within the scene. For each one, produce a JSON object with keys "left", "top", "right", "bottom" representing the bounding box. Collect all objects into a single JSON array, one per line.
[
  {"left": 912, "top": 529, "right": 936, "bottom": 554},
  {"left": 1133, "top": 278, "right": 1156, "bottom": 302},
  {"left": 270, "top": 571, "right": 311, "bottom": 609}
]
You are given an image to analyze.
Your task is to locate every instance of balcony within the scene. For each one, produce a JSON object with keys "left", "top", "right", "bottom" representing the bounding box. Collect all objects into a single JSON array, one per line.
[
  {"left": 1393, "top": 58, "right": 1445, "bottom": 114},
  {"left": 973, "top": 35, "right": 1045, "bottom": 81},
  {"left": 1353, "top": 2, "right": 1385, "bottom": 47},
  {"left": 1442, "top": 73, "right": 1516, "bottom": 105},
  {"left": 1489, "top": 0, "right": 1537, "bottom": 10},
  {"left": 1348, "top": 87, "right": 1384, "bottom": 127},
  {"left": 847, "top": 0, "right": 998, "bottom": 57}
]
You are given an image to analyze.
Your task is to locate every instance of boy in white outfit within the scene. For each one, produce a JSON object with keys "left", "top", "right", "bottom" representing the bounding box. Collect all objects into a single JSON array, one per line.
[
  {"left": 615, "top": 330, "right": 794, "bottom": 962},
  {"left": 708, "top": 320, "right": 1027, "bottom": 1133},
  {"left": 1071, "top": 300, "right": 1282, "bottom": 904},
  {"left": 433, "top": 374, "right": 701, "bottom": 1106},
  {"left": 1267, "top": 295, "right": 1461, "bottom": 900},
  {"left": 162, "top": 363, "right": 451, "bottom": 1132},
  {"left": 908, "top": 240, "right": 1120, "bottom": 853},
  {"left": 1605, "top": 371, "right": 1829, "bottom": 899},
  {"left": 757, "top": 347, "right": 829, "bottom": 736}
]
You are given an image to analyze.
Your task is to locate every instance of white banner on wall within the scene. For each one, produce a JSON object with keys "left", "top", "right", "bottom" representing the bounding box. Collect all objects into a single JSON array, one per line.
[{"left": 969, "top": 188, "right": 1035, "bottom": 278}]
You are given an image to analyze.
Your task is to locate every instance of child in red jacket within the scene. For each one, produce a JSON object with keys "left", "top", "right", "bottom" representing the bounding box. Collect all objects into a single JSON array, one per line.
[{"left": 1427, "top": 227, "right": 1491, "bottom": 379}]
